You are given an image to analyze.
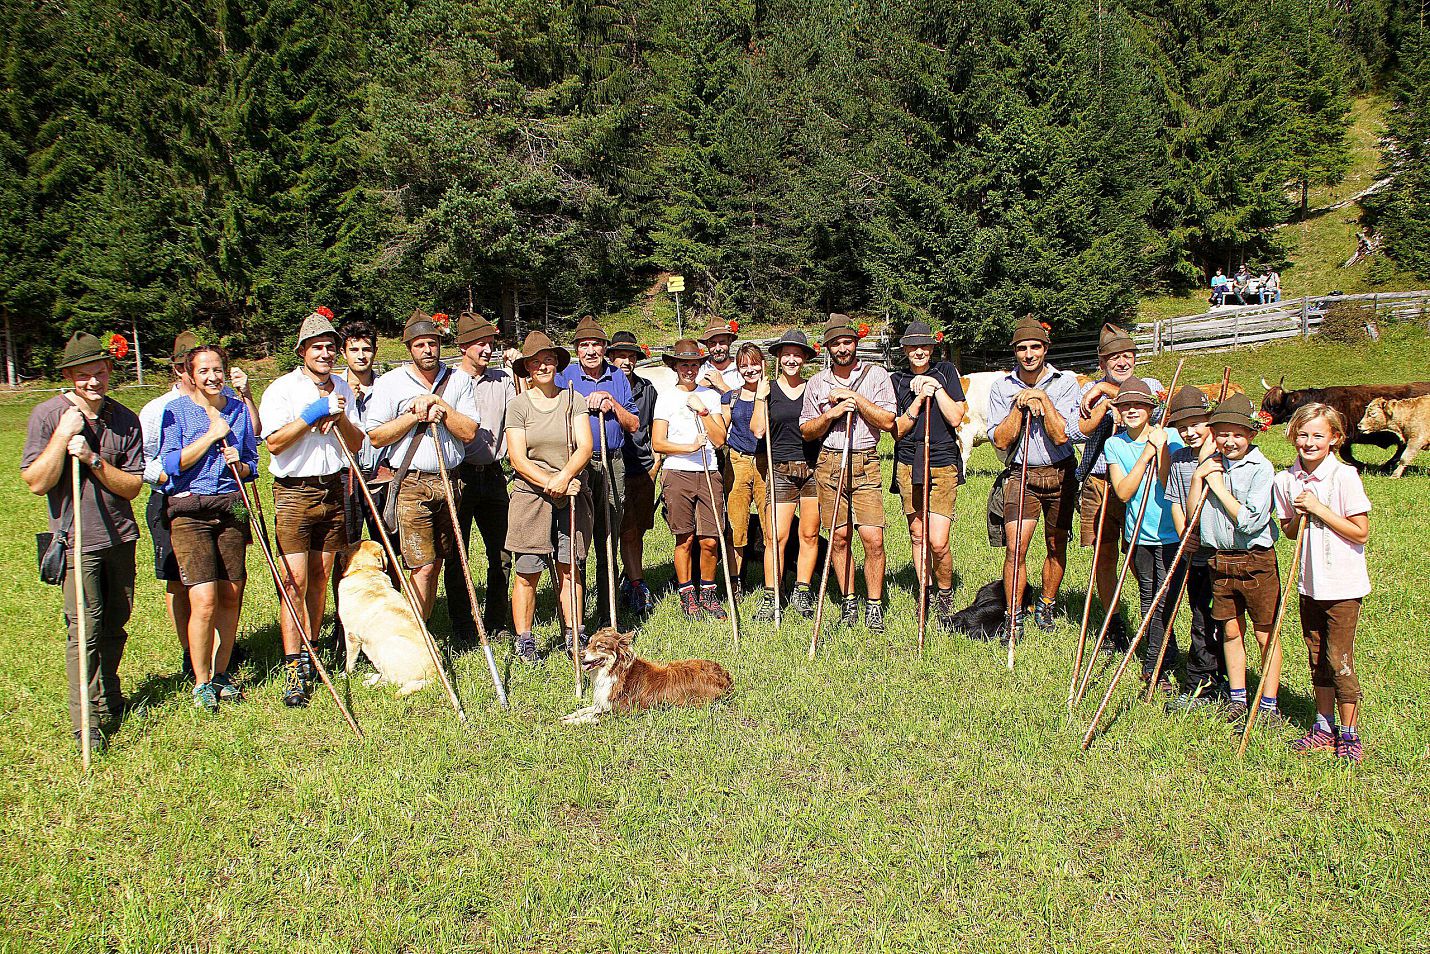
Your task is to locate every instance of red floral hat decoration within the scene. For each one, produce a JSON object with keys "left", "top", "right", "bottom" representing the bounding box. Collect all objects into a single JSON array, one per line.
[{"left": 107, "top": 333, "right": 130, "bottom": 359}]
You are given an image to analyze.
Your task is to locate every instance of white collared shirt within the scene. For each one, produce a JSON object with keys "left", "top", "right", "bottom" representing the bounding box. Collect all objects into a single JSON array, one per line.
[{"left": 259, "top": 368, "right": 360, "bottom": 478}]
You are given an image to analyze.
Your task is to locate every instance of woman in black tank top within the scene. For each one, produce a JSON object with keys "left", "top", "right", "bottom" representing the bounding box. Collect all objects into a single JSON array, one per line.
[{"left": 766, "top": 331, "right": 823, "bottom": 617}]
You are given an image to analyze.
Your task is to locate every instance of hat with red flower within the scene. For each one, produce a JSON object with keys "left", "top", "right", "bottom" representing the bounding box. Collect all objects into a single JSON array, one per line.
[{"left": 296, "top": 306, "right": 341, "bottom": 354}]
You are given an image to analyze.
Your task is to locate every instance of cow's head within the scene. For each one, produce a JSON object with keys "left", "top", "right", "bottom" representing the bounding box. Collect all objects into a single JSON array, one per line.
[
  {"left": 1259, "top": 375, "right": 1294, "bottom": 423},
  {"left": 1359, "top": 397, "right": 1395, "bottom": 434}
]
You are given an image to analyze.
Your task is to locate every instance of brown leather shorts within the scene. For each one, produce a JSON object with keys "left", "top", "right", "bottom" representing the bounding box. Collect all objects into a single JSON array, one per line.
[
  {"left": 816, "top": 448, "right": 885, "bottom": 529},
  {"left": 395, "top": 472, "right": 456, "bottom": 569},
  {"left": 895, "top": 462, "right": 959, "bottom": 520},
  {"left": 1003, "top": 458, "right": 1076, "bottom": 532},
  {"left": 1078, "top": 473, "right": 1126, "bottom": 548},
  {"left": 167, "top": 494, "right": 250, "bottom": 586},
  {"left": 621, "top": 464, "right": 656, "bottom": 535},
  {"left": 1210, "top": 547, "right": 1280, "bottom": 627},
  {"left": 1300, "top": 595, "right": 1362, "bottom": 704},
  {"left": 273, "top": 474, "right": 347, "bottom": 555}
]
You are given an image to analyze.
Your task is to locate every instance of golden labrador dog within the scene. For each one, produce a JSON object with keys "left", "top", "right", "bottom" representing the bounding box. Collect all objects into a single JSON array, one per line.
[
  {"left": 337, "top": 541, "right": 435, "bottom": 696},
  {"left": 562, "top": 628, "right": 733, "bottom": 725}
]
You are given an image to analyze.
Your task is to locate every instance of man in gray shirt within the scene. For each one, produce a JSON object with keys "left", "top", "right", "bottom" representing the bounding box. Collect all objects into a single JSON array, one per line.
[
  {"left": 987, "top": 316, "right": 1081, "bottom": 637},
  {"left": 799, "top": 313, "right": 896, "bottom": 632},
  {"left": 1074, "top": 322, "right": 1165, "bottom": 646},
  {"left": 446, "top": 310, "right": 517, "bottom": 645}
]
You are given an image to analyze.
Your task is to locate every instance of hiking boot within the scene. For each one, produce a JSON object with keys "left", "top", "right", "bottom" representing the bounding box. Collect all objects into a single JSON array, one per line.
[
  {"left": 790, "top": 585, "right": 816, "bottom": 619},
  {"left": 1000, "top": 611, "right": 1025, "bottom": 647},
  {"left": 211, "top": 671, "right": 244, "bottom": 703},
  {"left": 865, "top": 600, "right": 886, "bottom": 633},
  {"left": 516, "top": 632, "right": 539, "bottom": 664},
  {"left": 634, "top": 580, "right": 654, "bottom": 615},
  {"left": 1288, "top": 727, "right": 1337, "bottom": 754},
  {"left": 1167, "top": 685, "right": 1219, "bottom": 713},
  {"left": 181, "top": 651, "right": 194, "bottom": 681},
  {"left": 1335, "top": 734, "right": 1363, "bottom": 763},
  {"left": 73, "top": 727, "right": 107, "bottom": 755},
  {"left": 618, "top": 576, "right": 634, "bottom": 613},
  {"left": 298, "top": 651, "right": 316, "bottom": 693},
  {"left": 561, "top": 627, "right": 589, "bottom": 652},
  {"left": 282, "top": 658, "right": 311, "bottom": 709},
  {"left": 1033, "top": 597, "right": 1057, "bottom": 633},
  {"left": 935, "top": 589, "right": 956, "bottom": 630},
  {"left": 679, "top": 586, "right": 703, "bottom": 619},
  {"left": 839, "top": 596, "right": 860, "bottom": 628},
  {"left": 699, "top": 585, "right": 728, "bottom": 622},
  {"left": 1101, "top": 615, "right": 1130, "bottom": 655},
  {"left": 1221, "top": 699, "right": 1249, "bottom": 723},
  {"left": 753, "top": 589, "right": 779, "bottom": 622},
  {"left": 193, "top": 681, "right": 220, "bottom": 713},
  {"left": 1253, "top": 707, "right": 1290, "bottom": 732}
]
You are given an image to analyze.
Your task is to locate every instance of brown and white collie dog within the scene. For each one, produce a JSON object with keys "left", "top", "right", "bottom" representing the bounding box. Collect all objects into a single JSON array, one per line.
[{"left": 561, "top": 628, "right": 733, "bottom": 725}]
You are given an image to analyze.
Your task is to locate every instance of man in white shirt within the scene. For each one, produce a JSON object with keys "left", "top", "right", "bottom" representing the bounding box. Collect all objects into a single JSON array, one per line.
[
  {"left": 366, "top": 310, "right": 481, "bottom": 618},
  {"left": 697, "top": 317, "right": 743, "bottom": 393},
  {"left": 446, "top": 310, "right": 517, "bottom": 644},
  {"left": 258, "top": 309, "right": 366, "bottom": 707}
]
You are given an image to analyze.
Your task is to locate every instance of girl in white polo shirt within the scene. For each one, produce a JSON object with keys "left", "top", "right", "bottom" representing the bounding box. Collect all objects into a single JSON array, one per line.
[{"left": 1273, "top": 403, "right": 1371, "bottom": 763}]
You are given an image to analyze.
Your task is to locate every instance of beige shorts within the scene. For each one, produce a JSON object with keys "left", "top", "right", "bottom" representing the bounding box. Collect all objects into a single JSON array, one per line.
[
  {"left": 816, "top": 448, "right": 885, "bottom": 529},
  {"left": 895, "top": 461, "right": 959, "bottom": 520}
]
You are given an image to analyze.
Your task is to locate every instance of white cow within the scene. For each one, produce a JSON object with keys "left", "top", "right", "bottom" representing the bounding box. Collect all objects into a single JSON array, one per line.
[{"left": 957, "top": 370, "right": 1007, "bottom": 466}]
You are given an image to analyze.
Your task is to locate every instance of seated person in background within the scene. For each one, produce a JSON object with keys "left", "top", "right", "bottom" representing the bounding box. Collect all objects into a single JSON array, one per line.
[
  {"left": 1210, "top": 269, "right": 1228, "bottom": 306},
  {"left": 1260, "top": 267, "right": 1281, "bottom": 303},
  {"left": 1232, "top": 265, "right": 1252, "bottom": 305}
]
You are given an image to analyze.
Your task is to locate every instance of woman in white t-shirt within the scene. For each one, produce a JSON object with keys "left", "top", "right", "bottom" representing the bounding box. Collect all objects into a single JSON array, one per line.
[{"left": 652, "top": 338, "right": 729, "bottom": 620}]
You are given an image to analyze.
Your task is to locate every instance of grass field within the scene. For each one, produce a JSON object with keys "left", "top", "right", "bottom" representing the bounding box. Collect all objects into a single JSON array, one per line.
[{"left": 3, "top": 328, "right": 1430, "bottom": 952}]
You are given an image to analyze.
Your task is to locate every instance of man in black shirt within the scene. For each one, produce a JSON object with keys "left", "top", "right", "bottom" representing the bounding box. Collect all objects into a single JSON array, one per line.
[
  {"left": 608, "top": 332, "right": 660, "bottom": 615},
  {"left": 891, "top": 321, "right": 967, "bottom": 629}
]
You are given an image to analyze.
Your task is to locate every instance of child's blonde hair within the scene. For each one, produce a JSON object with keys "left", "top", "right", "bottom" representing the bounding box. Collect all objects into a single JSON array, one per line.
[{"left": 1286, "top": 402, "right": 1346, "bottom": 448}]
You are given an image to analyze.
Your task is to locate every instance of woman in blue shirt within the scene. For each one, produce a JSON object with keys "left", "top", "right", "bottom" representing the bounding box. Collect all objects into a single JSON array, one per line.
[
  {"left": 157, "top": 345, "right": 259, "bottom": 712},
  {"left": 1103, "top": 376, "right": 1183, "bottom": 693}
]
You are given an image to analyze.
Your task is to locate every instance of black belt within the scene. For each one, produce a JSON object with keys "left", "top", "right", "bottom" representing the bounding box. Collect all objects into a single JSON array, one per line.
[
  {"left": 458, "top": 460, "right": 504, "bottom": 474},
  {"left": 275, "top": 473, "right": 343, "bottom": 489}
]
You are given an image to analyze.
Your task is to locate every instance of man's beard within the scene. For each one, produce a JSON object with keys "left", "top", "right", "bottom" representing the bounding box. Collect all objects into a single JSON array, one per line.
[{"left": 832, "top": 351, "right": 856, "bottom": 367}]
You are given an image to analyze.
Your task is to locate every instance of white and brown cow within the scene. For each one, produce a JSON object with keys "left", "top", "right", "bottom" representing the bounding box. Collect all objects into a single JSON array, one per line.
[{"left": 1359, "top": 395, "right": 1430, "bottom": 477}]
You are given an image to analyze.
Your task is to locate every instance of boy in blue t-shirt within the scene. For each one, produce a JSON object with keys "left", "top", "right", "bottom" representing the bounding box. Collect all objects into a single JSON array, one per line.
[{"left": 1103, "top": 377, "right": 1184, "bottom": 693}]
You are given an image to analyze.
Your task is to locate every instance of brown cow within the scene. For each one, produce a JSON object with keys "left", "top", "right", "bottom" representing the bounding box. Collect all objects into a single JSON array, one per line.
[
  {"left": 1359, "top": 396, "right": 1430, "bottom": 477},
  {"left": 1260, "top": 376, "right": 1430, "bottom": 471}
]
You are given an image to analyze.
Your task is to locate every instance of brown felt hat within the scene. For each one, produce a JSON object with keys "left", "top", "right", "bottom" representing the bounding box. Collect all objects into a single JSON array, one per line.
[
  {"left": 570, "top": 314, "right": 609, "bottom": 344},
  {"left": 171, "top": 331, "right": 200, "bottom": 364},
  {"left": 510, "top": 331, "right": 570, "bottom": 377},
  {"left": 699, "top": 316, "right": 736, "bottom": 343},
  {"left": 402, "top": 309, "right": 441, "bottom": 344},
  {"left": 1110, "top": 376, "right": 1156, "bottom": 408},
  {"left": 1164, "top": 385, "right": 1212, "bottom": 426},
  {"left": 454, "top": 311, "right": 499, "bottom": 346},
  {"left": 58, "top": 332, "right": 111, "bottom": 370},
  {"left": 1009, "top": 315, "right": 1051, "bottom": 347},
  {"left": 662, "top": 338, "right": 705, "bottom": 368},
  {"left": 1208, "top": 392, "right": 1259, "bottom": 432},
  {"left": 607, "top": 331, "right": 646, "bottom": 356},
  {"left": 822, "top": 313, "right": 859, "bottom": 346},
  {"left": 1097, "top": 322, "right": 1137, "bottom": 358}
]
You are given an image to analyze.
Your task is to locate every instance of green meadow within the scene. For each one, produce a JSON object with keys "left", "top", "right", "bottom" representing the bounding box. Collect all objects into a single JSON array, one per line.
[{"left": 2, "top": 327, "right": 1428, "bottom": 952}]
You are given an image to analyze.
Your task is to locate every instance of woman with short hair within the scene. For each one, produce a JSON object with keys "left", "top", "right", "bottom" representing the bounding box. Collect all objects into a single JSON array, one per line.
[
  {"left": 157, "top": 345, "right": 259, "bottom": 711},
  {"left": 720, "top": 343, "right": 770, "bottom": 610},
  {"left": 504, "top": 332, "right": 594, "bottom": 662}
]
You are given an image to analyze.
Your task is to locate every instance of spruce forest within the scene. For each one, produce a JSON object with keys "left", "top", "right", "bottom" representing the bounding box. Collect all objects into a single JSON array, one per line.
[{"left": 2, "top": 0, "right": 1429, "bottom": 371}]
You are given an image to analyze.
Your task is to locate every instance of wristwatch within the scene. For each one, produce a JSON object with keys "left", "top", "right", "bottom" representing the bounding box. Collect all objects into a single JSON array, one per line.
[{"left": 87, "top": 451, "right": 103, "bottom": 470}]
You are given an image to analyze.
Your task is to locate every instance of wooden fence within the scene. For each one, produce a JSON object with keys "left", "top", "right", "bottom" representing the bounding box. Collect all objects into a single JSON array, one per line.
[{"left": 1140, "top": 290, "right": 1430, "bottom": 354}]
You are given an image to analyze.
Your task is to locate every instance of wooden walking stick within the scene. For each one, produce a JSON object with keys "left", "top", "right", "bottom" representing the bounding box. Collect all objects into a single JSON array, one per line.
[
  {"left": 1237, "top": 516, "right": 1306, "bottom": 757},
  {"left": 596, "top": 410, "right": 619, "bottom": 629},
  {"left": 226, "top": 458, "right": 365, "bottom": 737},
  {"left": 809, "top": 410, "right": 855, "bottom": 659},
  {"left": 695, "top": 415, "right": 740, "bottom": 650},
  {"left": 566, "top": 385, "right": 584, "bottom": 697},
  {"left": 762, "top": 389, "right": 781, "bottom": 627},
  {"left": 1143, "top": 366, "right": 1233, "bottom": 701},
  {"left": 1073, "top": 358, "right": 1186, "bottom": 703},
  {"left": 1082, "top": 485, "right": 1210, "bottom": 748},
  {"left": 336, "top": 440, "right": 466, "bottom": 723},
  {"left": 917, "top": 389, "right": 933, "bottom": 654},
  {"left": 1006, "top": 409, "right": 1031, "bottom": 671},
  {"left": 71, "top": 466, "right": 92, "bottom": 770},
  {"left": 433, "top": 441, "right": 509, "bottom": 709},
  {"left": 1070, "top": 490, "right": 1108, "bottom": 709}
]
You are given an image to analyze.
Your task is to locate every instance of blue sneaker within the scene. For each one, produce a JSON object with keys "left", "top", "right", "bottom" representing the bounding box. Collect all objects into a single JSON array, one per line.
[{"left": 193, "top": 681, "right": 219, "bottom": 713}]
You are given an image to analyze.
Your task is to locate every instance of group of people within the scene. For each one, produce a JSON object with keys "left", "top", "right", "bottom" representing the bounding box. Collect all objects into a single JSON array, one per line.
[
  {"left": 23, "top": 307, "right": 1370, "bottom": 762},
  {"left": 1210, "top": 265, "right": 1281, "bottom": 306}
]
